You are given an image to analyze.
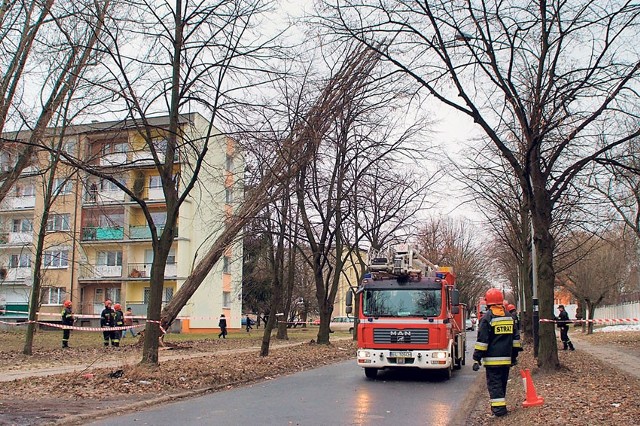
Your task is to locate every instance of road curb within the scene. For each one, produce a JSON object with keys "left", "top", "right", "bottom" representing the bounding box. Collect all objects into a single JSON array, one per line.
[{"left": 451, "top": 369, "right": 485, "bottom": 425}]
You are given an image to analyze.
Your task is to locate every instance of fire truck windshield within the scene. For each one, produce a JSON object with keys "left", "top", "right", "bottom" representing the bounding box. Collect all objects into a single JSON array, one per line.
[{"left": 362, "top": 289, "right": 442, "bottom": 317}]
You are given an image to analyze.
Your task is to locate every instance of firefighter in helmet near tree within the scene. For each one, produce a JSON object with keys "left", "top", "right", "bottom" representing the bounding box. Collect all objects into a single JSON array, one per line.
[
  {"left": 113, "top": 303, "right": 124, "bottom": 347},
  {"left": 100, "top": 299, "right": 116, "bottom": 347},
  {"left": 472, "top": 288, "right": 522, "bottom": 417},
  {"left": 61, "top": 300, "right": 74, "bottom": 348}
]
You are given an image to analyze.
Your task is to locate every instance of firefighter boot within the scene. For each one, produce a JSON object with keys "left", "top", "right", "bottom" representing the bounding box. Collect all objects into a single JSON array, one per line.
[
  {"left": 568, "top": 341, "right": 575, "bottom": 351},
  {"left": 562, "top": 341, "right": 568, "bottom": 350}
]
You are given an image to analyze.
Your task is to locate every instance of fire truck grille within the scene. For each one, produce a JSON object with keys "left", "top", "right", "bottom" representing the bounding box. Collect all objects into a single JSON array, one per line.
[{"left": 373, "top": 328, "right": 429, "bottom": 344}]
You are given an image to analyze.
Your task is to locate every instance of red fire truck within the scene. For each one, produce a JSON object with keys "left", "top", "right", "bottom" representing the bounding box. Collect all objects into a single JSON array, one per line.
[{"left": 346, "top": 244, "right": 466, "bottom": 380}]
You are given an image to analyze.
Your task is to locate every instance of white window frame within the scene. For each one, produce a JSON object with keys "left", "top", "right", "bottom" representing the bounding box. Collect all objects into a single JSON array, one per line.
[
  {"left": 9, "top": 253, "right": 30, "bottom": 268},
  {"left": 43, "top": 250, "right": 68, "bottom": 268},
  {"left": 41, "top": 287, "right": 66, "bottom": 305},
  {"left": 12, "top": 218, "right": 32, "bottom": 233},
  {"left": 225, "top": 188, "right": 233, "bottom": 204},
  {"left": 46, "top": 214, "right": 71, "bottom": 232},
  {"left": 53, "top": 178, "right": 72, "bottom": 195},
  {"left": 222, "top": 291, "right": 231, "bottom": 308},
  {"left": 225, "top": 154, "right": 234, "bottom": 172},
  {"left": 97, "top": 251, "right": 122, "bottom": 266}
]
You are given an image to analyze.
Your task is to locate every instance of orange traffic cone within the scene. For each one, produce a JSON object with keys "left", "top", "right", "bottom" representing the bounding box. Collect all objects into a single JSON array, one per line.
[{"left": 520, "top": 368, "right": 544, "bottom": 407}]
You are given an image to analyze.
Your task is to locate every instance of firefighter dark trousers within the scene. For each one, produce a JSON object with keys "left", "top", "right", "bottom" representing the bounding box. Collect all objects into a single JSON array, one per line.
[
  {"left": 560, "top": 326, "right": 574, "bottom": 350},
  {"left": 62, "top": 329, "right": 71, "bottom": 348},
  {"left": 485, "top": 366, "right": 510, "bottom": 416},
  {"left": 103, "top": 328, "right": 113, "bottom": 346}
]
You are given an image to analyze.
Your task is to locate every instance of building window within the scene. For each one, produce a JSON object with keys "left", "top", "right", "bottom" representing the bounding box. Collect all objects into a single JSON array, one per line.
[
  {"left": 94, "top": 288, "right": 104, "bottom": 303},
  {"left": 223, "top": 291, "right": 231, "bottom": 308},
  {"left": 53, "top": 178, "right": 72, "bottom": 196},
  {"left": 113, "top": 142, "right": 128, "bottom": 153},
  {"left": 225, "top": 188, "right": 233, "bottom": 204},
  {"left": 62, "top": 141, "right": 76, "bottom": 155},
  {"left": 97, "top": 251, "right": 122, "bottom": 266},
  {"left": 223, "top": 256, "right": 231, "bottom": 274},
  {"left": 143, "top": 287, "right": 151, "bottom": 304},
  {"left": 12, "top": 218, "right": 32, "bottom": 232},
  {"left": 225, "top": 154, "right": 234, "bottom": 172},
  {"left": 149, "top": 175, "right": 162, "bottom": 188},
  {"left": 43, "top": 250, "right": 68, "bottom": 268},
  {"left": 46, "top": 214, "right": 70, "bottom": 232},
  {"left": 9, "top": 253, "right": 30, "bottom": 268},
  {"left": 101, "top": 177, "right": 125, "bottom": 191},
  {"left": 167, "top": 249, "right": 176, "bottom": 264},
  {"left": 41, "top": 287, "right": 66, "bottom": 305},
  {"left": 152, "top": 138, "right": 168, "bottom": 152},
  {"left": 164, "top": 287, "right": 174, "bottom": 303},
  {"left": 16, "top": 184, "right": 35, "bottom": 197},
  {"left": 106, "top": 287, "right": 121, "bottom": 303}
]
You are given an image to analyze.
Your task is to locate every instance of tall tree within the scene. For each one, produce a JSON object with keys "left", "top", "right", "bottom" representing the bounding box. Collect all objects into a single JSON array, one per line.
[{"left": 323, "top": 0, "right": 640, "bottom": 370}]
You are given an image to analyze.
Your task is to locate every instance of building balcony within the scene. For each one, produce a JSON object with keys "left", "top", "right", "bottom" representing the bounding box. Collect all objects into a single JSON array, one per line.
[
  {"left": 0, "top": 196, "right": 35, "bottom": 211},
  {"left": 129, "top": 225, "right": 177, "bottom": 240},
  {"left": 99, "top": 152, "right": 127, "bottom": 166},
  {"left": 84, "top": 188, "right": 126, "bottom": 204},
  {"left": 0, "top": 231, "right": 33, "bottom": 245},
  {"left": 131, "top": 150, "right": 165, "bottom": 165},
  {"left": 81, "top": 226, "right": 124, "bottom": 241},
  {"left": 79, "top": 263, "right": 123, "bottom": 279},
  {"left": 127, "top": 262, "right": 177, "bottom": 278},
  {"left": 0, "top": 267, "right": 32, "bottom": 284}
]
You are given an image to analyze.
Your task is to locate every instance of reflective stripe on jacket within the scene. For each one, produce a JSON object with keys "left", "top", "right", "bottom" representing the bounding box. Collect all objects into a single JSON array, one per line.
[{"left": 473, "top": 306, "right": 520, "bottom": 365}]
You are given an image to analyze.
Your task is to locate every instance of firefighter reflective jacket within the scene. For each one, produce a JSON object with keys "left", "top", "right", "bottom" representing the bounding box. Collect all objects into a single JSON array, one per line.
[
  {"left": 473, "top": 305, "right": 522, "bottom": 366},
  {"left": 100, "top": 307, "right": 115, "bottom": 327},
  {"left": 61, "top": 307, "right": 74, "bottom": 325},
  {"left": 114, "top": 309, "right": 124, "bottom": 327}
]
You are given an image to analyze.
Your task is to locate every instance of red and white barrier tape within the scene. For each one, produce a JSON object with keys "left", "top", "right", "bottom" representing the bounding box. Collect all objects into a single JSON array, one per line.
[{"left": 539, "top": 318, "right": 640, "bottom": 324}]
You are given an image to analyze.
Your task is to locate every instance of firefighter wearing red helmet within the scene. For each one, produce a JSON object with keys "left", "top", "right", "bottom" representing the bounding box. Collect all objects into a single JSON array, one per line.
[
  {"left": 112, "top": 303, "right": 124, "bottom": 347},
  {"left": 100, "top": 299, "right": 116, "bottom": 347},
  {"left": 61, "top": 300, "right": 74, "bottom": 348},
  {"left": 472, "top": 288, "right": 522, "bottom": 417}
]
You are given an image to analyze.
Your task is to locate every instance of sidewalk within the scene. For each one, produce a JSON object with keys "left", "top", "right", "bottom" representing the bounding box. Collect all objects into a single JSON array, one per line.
[{"left": 570, "top": 333, "right": 640, "bottom": 380}]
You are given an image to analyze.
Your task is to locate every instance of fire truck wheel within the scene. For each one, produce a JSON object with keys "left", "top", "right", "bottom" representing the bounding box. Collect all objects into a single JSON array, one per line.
[
  {"left": 364, "top": 368, "right": 378, "bottom": 379},
  {"left": 441, "top": 362, "right": 453, "bottom": 380}
]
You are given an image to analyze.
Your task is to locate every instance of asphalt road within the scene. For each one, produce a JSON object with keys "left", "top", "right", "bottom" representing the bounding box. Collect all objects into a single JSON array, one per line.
[{"left": 90, "top": 333, "right": 480, "bottom": 426}]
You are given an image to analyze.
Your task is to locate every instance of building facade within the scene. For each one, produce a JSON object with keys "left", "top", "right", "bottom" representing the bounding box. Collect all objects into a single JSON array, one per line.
[{"left": 0, "top": 113, "right": 243, "bottom": 331}]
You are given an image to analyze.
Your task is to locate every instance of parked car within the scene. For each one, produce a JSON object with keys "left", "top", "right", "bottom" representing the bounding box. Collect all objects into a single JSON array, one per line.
[
  {"left": 330, "top": 316, "right": 355, "bottom": 334},
  {"left": 465, "top": 318, "right": 475, "bottom": 331}
]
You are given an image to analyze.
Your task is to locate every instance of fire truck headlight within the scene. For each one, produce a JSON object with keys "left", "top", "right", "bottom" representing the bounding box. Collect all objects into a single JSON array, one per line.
[
  {"left": 433, "top": 351, "right": 447, "bottom": 359},
  {"left": 358, "top": 350, "right": 371, "bottom": 358}
]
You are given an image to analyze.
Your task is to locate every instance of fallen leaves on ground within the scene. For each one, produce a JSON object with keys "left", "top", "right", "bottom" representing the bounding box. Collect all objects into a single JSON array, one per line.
[
  {"left": 0, "top": 337, "right": 356, "bottom": 425},
  {"left": 467, "top": 331, "right": 640, "bottom": 426}
]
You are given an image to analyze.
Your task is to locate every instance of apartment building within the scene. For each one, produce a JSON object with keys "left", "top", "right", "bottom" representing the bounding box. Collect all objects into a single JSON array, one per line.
[{"left": 0, "top": 113, "right": 243, "bottom": 331}]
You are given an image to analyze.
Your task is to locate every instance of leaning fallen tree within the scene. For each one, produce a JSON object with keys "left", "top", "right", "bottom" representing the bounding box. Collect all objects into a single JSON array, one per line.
[{"left": 160, "top": 44, "right": 381, "bottom": 330}]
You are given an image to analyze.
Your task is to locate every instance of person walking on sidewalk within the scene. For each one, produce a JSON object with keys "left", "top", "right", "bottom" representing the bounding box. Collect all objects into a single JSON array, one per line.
[
  {"left": 218, "top": 314, "right": 228, "bottom": 339},
  {"left": 556, "top": 305, "right": 575, "bottom": 351},
  {"left": 61, "top": 300, "right": 74, "bottom": 348},
  {"left": 245, "top": 314, "right": 253, "bottom": 333},
  {"left": 472, "top": 288, "right": 522, "bottom": 417},
  {"left": 123, "top": 307, "right": 137, "bottom": 338},
  {"left": 100, "top": 300, "right": 116, "bottom": 347}
]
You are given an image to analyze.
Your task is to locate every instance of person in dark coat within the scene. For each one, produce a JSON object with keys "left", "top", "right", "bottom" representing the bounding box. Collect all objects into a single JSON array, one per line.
[
  {"left": 112, "top": 303, "right": 124, "bottom": 347},
  {"left": 100, "top": 299, "right": 115, "bottom": 347},
  {"left": 556, "top": 305, "right": 575, "bottom": 350},
  {"left": 218, "top": 314, "right": 228, "bottom": 339},
  {"left": 61, "top": 300, "right": 74, "bottom": 348},
  {"left": 473, "top": 289, "right": 522, "bottom": 417},
  {"left": 245, "top": 314, "right": 253, "bottom": 333}
]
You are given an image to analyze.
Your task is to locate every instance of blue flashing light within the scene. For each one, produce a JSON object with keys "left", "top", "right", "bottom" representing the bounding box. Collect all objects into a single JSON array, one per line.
[
  {"left": 435, "top": 272, "right": 446, "bottom": 279},
  {"left": 364, "top": 273, "right": 372, "bottom": 279}
]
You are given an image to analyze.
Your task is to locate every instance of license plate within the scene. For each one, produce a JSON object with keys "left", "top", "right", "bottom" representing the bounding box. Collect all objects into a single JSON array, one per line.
[{"left": 390, "top": 351, "right": 412, "bottom": 358}]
